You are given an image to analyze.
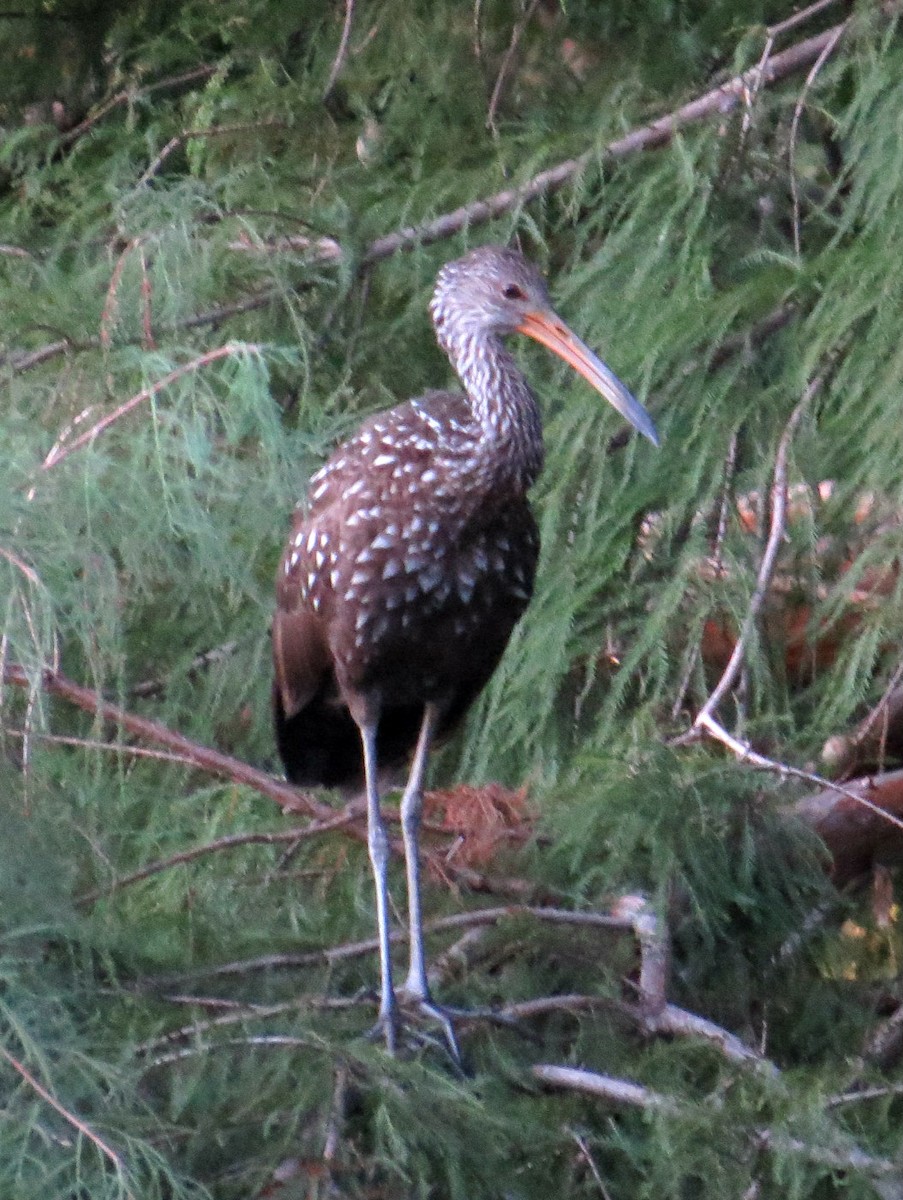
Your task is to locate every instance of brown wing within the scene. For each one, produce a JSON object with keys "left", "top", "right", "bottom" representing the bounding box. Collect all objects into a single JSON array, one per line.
[
  {"left": 272, "top": 604, "right": 328, "bottom": 721},
  {"left": 272, "top": 509, "right": 361, "bottom": 787}
]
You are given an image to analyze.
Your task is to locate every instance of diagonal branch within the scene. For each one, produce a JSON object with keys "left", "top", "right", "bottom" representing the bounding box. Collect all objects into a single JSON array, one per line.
[
  {"left": 36, "top": 343, "right": 259, "bottom": 478},
  {"left": 57, "top": 64, "right": 219, "bottom": 148},
  {"left": 76, "top": 815, "right": 359, "bottom": 906},
  {"left": 0, "top": 1045, "right": 133, "bottom": 1193},
  {"left": 361, "top": 23, "right": 850, "bottom": 264},
  {"left": 2, "top": 662, "right": 328, "bottom": 818},
  {"left": 0, "top": 663, "right": 549, "bottom": 904},
  {"left": 3, "top": 20, "right": 850, "bottom": 378},
  {"left": 533, "top": 1062, "right": 903, "bottom": 1183}
]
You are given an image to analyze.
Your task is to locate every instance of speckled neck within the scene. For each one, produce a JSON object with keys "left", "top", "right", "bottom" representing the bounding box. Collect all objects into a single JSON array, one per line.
[{"left": 447, "top": 330, "right": 545, "bottom": 490}]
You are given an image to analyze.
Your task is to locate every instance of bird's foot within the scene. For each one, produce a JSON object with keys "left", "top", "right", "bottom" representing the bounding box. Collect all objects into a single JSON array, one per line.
[
  {"left": 406, "top": 995, "right": 464, "bottom": 1067},
  {"left": 393, "top": 982, "right": 467, "bottom": 1067},
  {"left": 364, "top": 988, "right": 529, "bottom": 1064}
]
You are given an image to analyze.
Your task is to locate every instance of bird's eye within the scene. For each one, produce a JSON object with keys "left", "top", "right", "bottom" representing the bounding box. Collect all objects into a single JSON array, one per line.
[{"left": 502, "top": 284, "right": 526, "bottom": 300}]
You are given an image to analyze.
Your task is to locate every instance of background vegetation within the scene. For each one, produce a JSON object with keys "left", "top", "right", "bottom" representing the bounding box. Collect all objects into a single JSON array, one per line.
[{"left": 2, "top": 0, "right": 903, "bottom": 1195}]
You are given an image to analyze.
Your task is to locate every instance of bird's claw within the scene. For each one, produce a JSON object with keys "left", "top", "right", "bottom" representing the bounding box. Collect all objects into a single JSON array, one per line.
[
  {"left": 363, "top": 990, "right": 464, "bottom": 1068},
  {"left": 402, "top": 994, "right": 463, "bottom": 1068}
]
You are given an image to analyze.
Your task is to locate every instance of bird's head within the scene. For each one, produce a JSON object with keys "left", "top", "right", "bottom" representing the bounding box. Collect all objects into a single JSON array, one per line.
[{"left": 430, "top": 245, "right": 658, "bottom": 446}]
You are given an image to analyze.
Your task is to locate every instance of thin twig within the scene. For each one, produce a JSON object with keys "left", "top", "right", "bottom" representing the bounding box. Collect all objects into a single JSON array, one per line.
[
  {"left": 734, "top": 0, "right": 842, "bottom": 145},
  {"left": 135, "top": 120, "right": 288, "bottom": 187},
  {"left": 567, "top": 1128, "right": 613, "bottom": 1200},
  {"left": 139, "top": 246, "right": 154, "bottom": 349},
  {"left": 226, "top": 232, "right": 343, "bottom": 259},
  {"left": 486, "top": 0, "right": 542, "bottom": 136},
  {"left": 692, "top": 385, "right": 814, "bottom": 728},
  {"left": 142, "top": 1032, "right": 327, "bottom": 1070},
  {"left": 322, "top": 0, "right": 355, "bottom": 99},
  {"left": 36, "top": 343, "right": 260, "bottom": 477},
  {"left": 698, "top": 713, "right": 903, "bottom": 836},
  {"left": 77, "top": 814, "right": 359, "bottom": 905},
  {"left": 101, "top": 238, "right": 144, "bottom": 351},
  {"left": 0, "top": 1045, "right": 133, "bottom": 1194},
  {"left": 789, "top": 23, "right": 846, "bottom": 255},
  {"left": 2, "top": 662, "right": 329, "bottom": 818},
  {"left": 426, "top": 926, "right": 490, "bottom": 991},
  {"left": 129, "top": 640, "right": 239, "bottom": 698},
  {"left": 0, "top": 544, "right": 43, "bottom": 589},
  {"left": 57, "top": 64, "right": 219, "bottom": 148},
  {"left": 825, "top": 654, "right": 903, "bottom": 775},
  {"left": 472, "top": 0, "right": 485, "bottom": 64},
  {"left": 321, "top": 1062, "right": 351, "bottom": 1196},
  {"left": 2, "top": 289, "right": 288, "bottom": 376},
  {"left": 768, "top": 0, "right": 844, "bottom": 39},
  {"left": 1, "top": 726, "right": 200, "bottom": 768},
  {"left": 828, "top": 1083, "right": 903, "bottom": 1108}
]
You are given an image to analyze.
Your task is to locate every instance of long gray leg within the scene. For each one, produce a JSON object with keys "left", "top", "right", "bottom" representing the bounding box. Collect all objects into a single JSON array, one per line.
[
  {"left": 399, "top": 703, "right": 462, "bottom": 1064},
  {"left": 400, "top": 702, "right": 440, "bottom": 1002},
  {"left": 359, "top": 719, "right": 398, "bottom": 1051}
]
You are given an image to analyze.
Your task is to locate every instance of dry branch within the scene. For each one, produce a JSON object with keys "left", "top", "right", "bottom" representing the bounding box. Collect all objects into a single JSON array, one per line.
[
  {"left": 322, "top": 0, "right": 356, "bottom": 99},
  {"left": 77, "top": 816, "right": 359, "bottom": 906},
  {"left": 485, "top": 0, "right": 542, "bottom": 136},
  {"left": 57, "top": 64, "right": 219, "bottom": 148},
  {"left": 9, "top": 652, "right": 902, "bottom": 904},
  {"left": 0, "top": 1045, "right": 133, "bottom": 1193},
  {"left": 2, "top": 20, "right": 849, "bottom": 378},
  {"left": 533, "top": 1063, "right": 677, "bottom": 1111},
  {"left": 534, "top": 1062, "right": 903, "bottom": 1184},
  {"left": 2, "top": 662, "right": 327, "bottom": 818},
  {"left": 1, "top": 664, "right": 552, "bottom": 907},
  {"left": 34, "top": 342, "right": 259, "bottom": 480},
  {"left": 360, "top": 22, "right": 850, "bottom": 264}
]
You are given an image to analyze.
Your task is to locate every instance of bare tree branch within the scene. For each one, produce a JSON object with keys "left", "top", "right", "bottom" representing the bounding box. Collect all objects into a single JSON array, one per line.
[
  {"left": 2, "top": 662, "right": 328, "bottom": 818},
  {"left": 360, "top": 22, "right": 850, "bottom": 264},
  {"left": 535, "top": 1063, "right": 903, "bottom": 1183},
  {"left": 2, "top": 21, "right": 849, "bottom": 378},
  {"left": 57, "top": 64, "right": 219, "bottom": 148},
  {"left": 0, "top": 1046, "right": 133, "bottom": 1194},
  {"left": 77, "top": 816, "right": 359, "bottom": 906},
  {"left": 532, "top": 1064, "right": 678, "bottom": 1111},
  {"left": 32, "top": 343, "right": 260, "bottom": 487},
  {"left": 485, "top": 0, "right": 542, "bottom": 136}
]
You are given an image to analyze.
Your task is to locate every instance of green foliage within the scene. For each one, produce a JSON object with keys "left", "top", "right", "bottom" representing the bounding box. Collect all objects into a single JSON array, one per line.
[{"left": 2, "top": 1, "right": 903, "bottom": 1196}]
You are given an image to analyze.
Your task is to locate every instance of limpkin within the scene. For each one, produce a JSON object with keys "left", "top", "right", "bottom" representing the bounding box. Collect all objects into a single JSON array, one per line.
[{"left": 273, "top": 245, "right": 658, "bottom": 1051}]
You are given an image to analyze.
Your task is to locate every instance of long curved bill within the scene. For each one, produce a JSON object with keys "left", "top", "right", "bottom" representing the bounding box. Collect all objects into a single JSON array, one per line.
[{"left": 517, "top": 308, "right": 659, "bottom": 447}]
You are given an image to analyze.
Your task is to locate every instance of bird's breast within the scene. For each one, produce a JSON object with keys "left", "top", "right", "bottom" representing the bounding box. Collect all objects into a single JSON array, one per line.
[{"left": 278, "top": 391, "right": 542, "bottom": 708}]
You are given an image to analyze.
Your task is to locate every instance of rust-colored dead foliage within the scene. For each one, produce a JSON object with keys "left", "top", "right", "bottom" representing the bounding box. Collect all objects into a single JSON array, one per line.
[{"left": 422, "top": 783, "right": 534, "bottom": 871}]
